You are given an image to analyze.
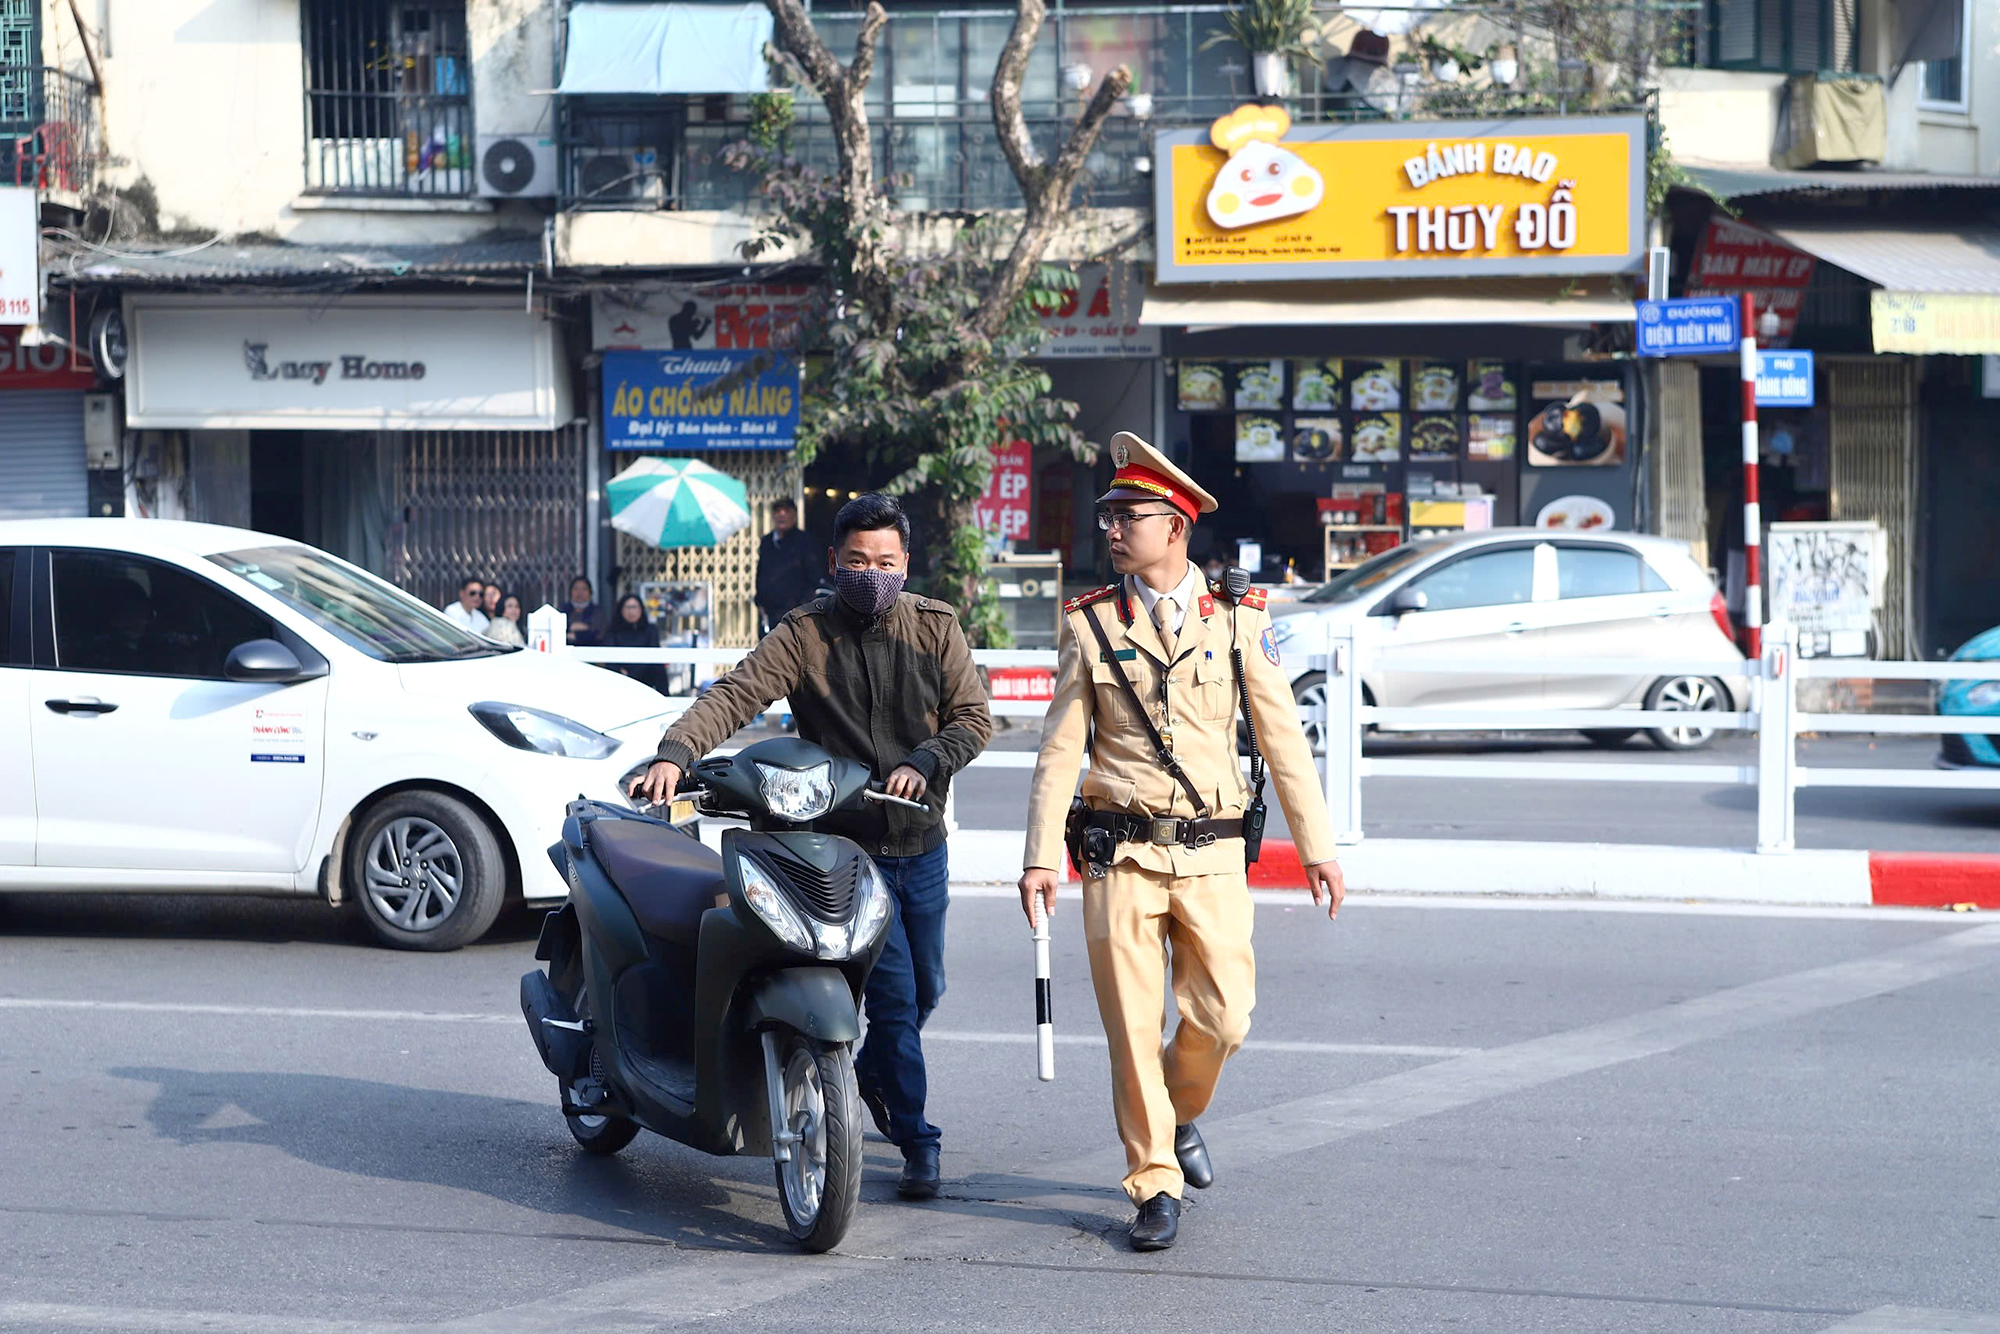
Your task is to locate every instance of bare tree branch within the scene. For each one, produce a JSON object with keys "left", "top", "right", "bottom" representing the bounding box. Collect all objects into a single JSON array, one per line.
[
  {"left": 762, "top": 0, "right": 844, "bottom": 97},
  {"left": 973, "top": 61, "right": 1131, "bottom": 341},
  {"left": 762, "top": 0, "right": 890, "bottom": 285},
  {"left": 988, "top": 0, "right": 1049, "bottom": 211}
]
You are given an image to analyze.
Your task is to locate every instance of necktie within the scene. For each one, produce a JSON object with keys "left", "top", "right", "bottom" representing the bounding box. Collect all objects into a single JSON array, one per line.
[{"left": 1154, "top": 594, "right": 1179, "bottom": 656}]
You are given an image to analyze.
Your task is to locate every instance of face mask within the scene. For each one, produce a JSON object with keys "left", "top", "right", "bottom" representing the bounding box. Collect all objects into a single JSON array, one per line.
[{"left": 833, "top": 566, "right": 906, "bottom": 619}]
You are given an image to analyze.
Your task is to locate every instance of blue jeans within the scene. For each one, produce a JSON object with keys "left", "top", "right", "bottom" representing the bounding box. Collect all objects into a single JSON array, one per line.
[{"left": 853, "top": 841, "right": 949, "bottom": 1154}]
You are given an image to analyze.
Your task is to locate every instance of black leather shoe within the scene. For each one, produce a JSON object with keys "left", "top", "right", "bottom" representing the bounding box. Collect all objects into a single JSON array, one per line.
[
  {"left": 897, "top": 1145, "right": 940, "bottom": 1201},
  {"left": 1129, "top": 1192, "right": 1181, "bottom": 1251},
  {"left": 1175, "top": 1122, "right": 1214, "bottom": 1190},
  {"left": 859, "top": 1083, "right": 892, "bottom": 1139}
]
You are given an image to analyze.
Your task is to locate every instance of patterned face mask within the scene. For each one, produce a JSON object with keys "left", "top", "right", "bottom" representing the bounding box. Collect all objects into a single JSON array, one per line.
[{"left": 833, "top": 566, "right": 906, "bottom": 618}]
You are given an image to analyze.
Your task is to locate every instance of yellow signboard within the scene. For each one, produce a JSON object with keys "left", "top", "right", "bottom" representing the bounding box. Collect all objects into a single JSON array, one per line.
[
  {"left": 1153, "top": 111, "right": 1645, "bottom": 284},
  {"left": 1871, "top": 291, "right": 2000, "bottom": 354}
]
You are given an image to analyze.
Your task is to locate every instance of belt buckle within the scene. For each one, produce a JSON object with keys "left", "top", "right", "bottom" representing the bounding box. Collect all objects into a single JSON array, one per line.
[
  {"left": 1189, "top": 828, "right": 1216, "bottom": 849},
  {"left": 1149, "top": 817, "right": 1179, "bottom": 846}
]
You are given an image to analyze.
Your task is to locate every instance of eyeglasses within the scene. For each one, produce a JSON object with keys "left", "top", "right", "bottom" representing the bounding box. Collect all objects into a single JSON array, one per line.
[{"left": 1096, "top": 509, "right": 1179, "bottom": 533}]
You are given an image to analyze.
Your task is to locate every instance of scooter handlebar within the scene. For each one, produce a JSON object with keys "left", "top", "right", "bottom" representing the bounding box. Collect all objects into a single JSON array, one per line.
[{"left": 862, "top": 785, "right": 928, "bottom": 812}]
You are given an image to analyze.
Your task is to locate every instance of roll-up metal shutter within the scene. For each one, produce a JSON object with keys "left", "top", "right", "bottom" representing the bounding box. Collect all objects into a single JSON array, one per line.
[{"left": 0, "top": 390, "right": 87, "bottom": 520}]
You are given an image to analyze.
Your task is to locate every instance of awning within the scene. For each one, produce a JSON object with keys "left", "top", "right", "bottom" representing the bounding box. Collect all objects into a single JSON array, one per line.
[
  {"left": 1675, "top": 158, "right": 2000, "bottom": 201},
  {"left": 1768, "top": 224, "right": 2000, "bottom": 295},
  {"left": 1138, "top": 278, "right": 1636, "bottom": 330},
  {"left": 558, "top": 2, "right": 772, "bottom": 96}
]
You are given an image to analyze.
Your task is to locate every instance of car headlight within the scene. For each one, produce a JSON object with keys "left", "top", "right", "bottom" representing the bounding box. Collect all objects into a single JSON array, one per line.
[
  {"left": 852, "top": 858, "right": 893, "bottom": 950},
  {"left": 756, "top": 761, "right": 833, "bottom": 822},
  {"left": 1968, "top": 682, "right": 2000, "bottom": 708},
  {"left": 739, "top": 857, "right": 814, "bottom": 953},
  {"left": 470, "top": 702, "right": 619, "bottom": 759}
]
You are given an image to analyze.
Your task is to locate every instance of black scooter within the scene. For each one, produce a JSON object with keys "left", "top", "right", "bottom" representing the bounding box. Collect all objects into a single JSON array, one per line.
[{"left": 521, "top": 736, "right": 917, "bottom": 1252}]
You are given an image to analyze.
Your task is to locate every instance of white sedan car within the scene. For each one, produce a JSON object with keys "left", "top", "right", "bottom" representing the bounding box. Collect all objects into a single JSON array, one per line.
[{"left": 0, "top": 520, "right": 675, "bottom": 949}]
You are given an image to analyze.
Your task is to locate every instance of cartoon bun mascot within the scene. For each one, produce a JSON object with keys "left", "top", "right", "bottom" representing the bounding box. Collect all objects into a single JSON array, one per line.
[{"left": 1205, "top": 105, "right": 1324, "bottom": 230}]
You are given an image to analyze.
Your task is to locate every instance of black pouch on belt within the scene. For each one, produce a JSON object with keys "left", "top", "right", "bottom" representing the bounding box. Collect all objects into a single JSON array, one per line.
[
  {"left": 1241, "top": 797, "right": 1267, "bottom": 863},
  {"left": 1063, "top": 796, "right": 1089, "bottom": 873}
]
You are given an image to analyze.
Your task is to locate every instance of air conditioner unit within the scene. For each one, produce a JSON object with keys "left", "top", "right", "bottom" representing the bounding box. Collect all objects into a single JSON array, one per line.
[
  {"left": 573, "top": 147, "right": 664, "bottom": 205},
  {"left": 476, "top": 133, "right": 558, "bottom": 199}
]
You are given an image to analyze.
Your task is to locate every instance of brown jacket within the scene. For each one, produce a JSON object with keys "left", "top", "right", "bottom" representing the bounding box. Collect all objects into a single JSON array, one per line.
[
  {"left": 655, "top": 592, "right": 992, "bottom": 858},
  {"left": 1023, "top": 569, "right": 1338, "bottom": 876}
]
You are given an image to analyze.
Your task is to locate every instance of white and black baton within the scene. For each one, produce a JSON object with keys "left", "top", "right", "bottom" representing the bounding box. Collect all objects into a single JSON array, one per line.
[{"left": 1031, "top": 900, "right": 1054, "bottom": 1081}]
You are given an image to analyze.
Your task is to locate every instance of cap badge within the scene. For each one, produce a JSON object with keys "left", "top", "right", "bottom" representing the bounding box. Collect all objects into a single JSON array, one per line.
[{"left": 1112, "top": 440, "right": 1130, "bottom": 467}]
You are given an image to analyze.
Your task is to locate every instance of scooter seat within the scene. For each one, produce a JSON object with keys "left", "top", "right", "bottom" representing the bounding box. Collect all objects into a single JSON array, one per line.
[{"left": 587, "top": 819, "right": 725, "bottom": 947}]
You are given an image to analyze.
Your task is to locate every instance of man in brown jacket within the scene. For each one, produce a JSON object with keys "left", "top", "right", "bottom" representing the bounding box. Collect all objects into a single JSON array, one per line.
[
  {"left": 631, "top": 493, "right": 992, "bottom": 1200},
  {"left": 1018, "top": 432, "right": 1343, "bottom": 1253}
]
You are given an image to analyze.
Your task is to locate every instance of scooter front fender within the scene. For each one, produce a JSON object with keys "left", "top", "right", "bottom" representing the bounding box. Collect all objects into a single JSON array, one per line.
[{"left": 743, "top": 967, "right": 861, "bottom": 1044}]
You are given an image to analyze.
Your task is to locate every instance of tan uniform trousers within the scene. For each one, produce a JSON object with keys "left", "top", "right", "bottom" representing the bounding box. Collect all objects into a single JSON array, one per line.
[{"left": 1082, "top": 859, "right": 1255, "bottom": 1206}]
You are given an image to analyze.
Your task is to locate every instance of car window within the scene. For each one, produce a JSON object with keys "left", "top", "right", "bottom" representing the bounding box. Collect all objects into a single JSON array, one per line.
[
  {"left": 1556, "top": 546, "right": 1674, "bottom": 598},
  {"left": 1408, "top": 548, "right": 1535, "bottom": 612},
  {"left": 51, "top": 549, "right": 276, "bottom": 679},
  {"left": 1305, "top": 543, "right": 1437, "bottom": 604},
  {"left": 210, "top": 544, "right": 500, "bottom": 663},
  {"left": 0, "top": 548, "right": 14, "bottom": 665}
]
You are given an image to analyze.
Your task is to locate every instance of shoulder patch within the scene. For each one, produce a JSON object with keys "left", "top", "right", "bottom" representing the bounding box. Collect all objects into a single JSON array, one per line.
[
  {"left": 1241, "top": 586, "right": 1269, "bottom": 611},
  {"left": 1259, "top": 624, "right": 1281, "bottom": 665},
  {"left": 1064, "top": 584, "right": 1118, "bottom": 615}
]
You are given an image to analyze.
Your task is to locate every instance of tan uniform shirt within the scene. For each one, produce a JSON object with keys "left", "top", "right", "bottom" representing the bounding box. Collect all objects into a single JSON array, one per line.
[{"left": 1023, "top": 570, "right": 1338, "bottom": 876}]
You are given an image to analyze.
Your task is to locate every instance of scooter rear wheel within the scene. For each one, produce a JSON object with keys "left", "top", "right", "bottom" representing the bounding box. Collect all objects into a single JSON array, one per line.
[{"left": 773, "top": 1031, "right": 862, "bottom": 1253}]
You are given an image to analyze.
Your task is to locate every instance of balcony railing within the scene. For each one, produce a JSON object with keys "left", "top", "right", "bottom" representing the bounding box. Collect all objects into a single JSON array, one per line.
[
  {"left": 1, "top": 67, "right": 100, "bottom": 196},
  {"left": 559, "top": 84, "right": 1652, "bottom": 215}
]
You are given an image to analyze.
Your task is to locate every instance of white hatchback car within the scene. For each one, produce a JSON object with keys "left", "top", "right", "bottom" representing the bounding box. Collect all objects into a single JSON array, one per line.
[
  {"left": 1269, "top": 530, "right": 1749, "bottom": 752},
  {"left": 0, "top": 520, "right": 677, "bottom": 949}
]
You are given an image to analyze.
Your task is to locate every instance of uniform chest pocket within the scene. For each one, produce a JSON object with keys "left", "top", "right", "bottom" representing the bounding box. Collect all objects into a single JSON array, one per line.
[
  {"left": 1090, "top": 659, "right": 1142, "bottom": 725},
  {"left": 1188, "top": 653, "right": 1236, "bottom": 721}
]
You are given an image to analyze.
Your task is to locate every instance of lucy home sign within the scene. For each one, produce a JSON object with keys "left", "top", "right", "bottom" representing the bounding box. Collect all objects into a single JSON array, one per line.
[{"left": 1755, "top": 350, "right": 1814, "bottom": 408}]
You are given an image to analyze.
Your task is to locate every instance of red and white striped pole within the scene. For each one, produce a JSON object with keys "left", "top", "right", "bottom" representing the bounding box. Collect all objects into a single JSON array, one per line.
[{"left": 1739, "top": 291, "right": 1762, "bottom": 658}]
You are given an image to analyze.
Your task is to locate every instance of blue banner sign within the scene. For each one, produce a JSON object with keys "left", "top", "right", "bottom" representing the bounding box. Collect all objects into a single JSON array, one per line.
[
  {"left": 1755, "top": 350, "right": 1814, "bottom": 407},
  {"left": 1635, "top": 297, "right": 1741, "bottom": 357},
  {"left": 603, "top": 349, "right": 801, "bottom": 450}
]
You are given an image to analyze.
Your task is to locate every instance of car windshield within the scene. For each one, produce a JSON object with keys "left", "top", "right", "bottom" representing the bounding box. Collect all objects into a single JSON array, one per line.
[
  {"left": 1302, "top": 543, "right": 1437, "bottom": 604},
  {"left": 208, "top": 546, "right": 507, "bottom": 663}
]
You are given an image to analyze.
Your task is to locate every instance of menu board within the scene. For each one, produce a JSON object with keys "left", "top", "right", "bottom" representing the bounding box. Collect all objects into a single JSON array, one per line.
[
  {"left": 1347, "top": 359, "right": 1402, "bottom": 411},
  {"left": 1409, "top": 414, "right": 1459, "bottom": 460},
  {"left": 1469, "top": 414, "right": 1517, "bottom": 460},
  {"left": 1468, "top": 361, "right": 1517, "bottom": 411},
  {"left": 1291, "top": 360, "right": 1340, "bottom": 412},
  {"left": 1233, "top": 360, "right": 1285, "bottom": 411},
  {"left": 1177, "top": 361, "right": 1225, "bottom": 412},
  {"left": 1527, "top": 377, "right": 1627, "bottom": 467},
  {"left": 1291, "top": 415, "right": 1342, "bottom": 461},
  {"left": 1351, "top": 412, "right": 1402, "bottom": 462},
  {"left": 1410, "top": 361, "right": 1461, "bottom": 413},
  {"left": 1235, "top": 413, "right": 1285, "bottom": 462}
]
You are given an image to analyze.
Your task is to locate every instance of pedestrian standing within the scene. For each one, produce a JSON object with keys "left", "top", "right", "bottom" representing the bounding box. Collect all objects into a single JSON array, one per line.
[
  {"left": 631, "top": 493, "right": 992, "bottom": 1201},
  {"left": 564, "top": 576, "right": 604, "bottom": 648},
  {"left": 605, "top": 593, "right": 670, "bottom": 693},
  {"left": 480, "top": 582, "right": 503, "bottom": 623},
  {"left": 755, "top": 497, "right": 821, "bottom": 635},
  {"left": 1017, "top": 432, "right": 1344, "bottom": 1253},
  {"left": 442, "top": 576, "right": 489, "bottom": 634},
  {"left": 486, "top": 592, "right": 526, "bottom": 647}
]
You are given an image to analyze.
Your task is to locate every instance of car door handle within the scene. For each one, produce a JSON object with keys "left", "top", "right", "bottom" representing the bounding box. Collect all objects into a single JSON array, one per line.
[
  {"left": 1505, "top": 623, "right": 1529, "bottom": 635},
  {"left": 45, "top": 697, "right": 118, "bottom": 715}
]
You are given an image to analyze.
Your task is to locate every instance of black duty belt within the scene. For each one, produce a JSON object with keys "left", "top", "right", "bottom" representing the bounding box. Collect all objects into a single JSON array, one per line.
[{"left": 1085, "top": 811, "right": 1245, "bottom": 850}]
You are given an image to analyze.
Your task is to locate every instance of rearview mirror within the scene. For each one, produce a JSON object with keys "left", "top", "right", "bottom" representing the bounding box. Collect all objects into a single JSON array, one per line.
[
  {"left": 1389, "top": 587, "right": 1429, "bottom": 616},
  {"left": 225, "top": 638, "right": 313, "bottom": 683}
]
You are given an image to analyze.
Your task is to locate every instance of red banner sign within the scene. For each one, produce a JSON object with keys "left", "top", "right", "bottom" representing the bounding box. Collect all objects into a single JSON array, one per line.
[
  {"left": 1688, "top": 219, "right": 1815, "bottom": 347},
  {"left": 989, "top": 666, "right": 1056, "bottom": 701},
  {"left": 973, "top": 441, "right": 1033, "bottom": 546},
  {"left": 0, "top": 328, "right": 94, "bottom": 390}
]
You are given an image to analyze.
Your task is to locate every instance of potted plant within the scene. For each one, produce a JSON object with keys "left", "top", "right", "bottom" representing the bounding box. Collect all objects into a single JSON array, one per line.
[{"left": 1205, "top": 0, "right": 1320, "bottom": 99}]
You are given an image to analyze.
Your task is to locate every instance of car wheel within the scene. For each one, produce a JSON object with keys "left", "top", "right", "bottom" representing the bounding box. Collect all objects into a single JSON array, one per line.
[
  {"left": 349, "top": 791, "right": 506, "bottom": 951},
  {"left": 1293, "top": 672, "right": 1329, "bottom": 756},
  {"left": 1644, "top": 676, "right": 1727, "bottom": 752},
  {"left": 1583, "top": 729, "right": 1638, "bottom": 748}
]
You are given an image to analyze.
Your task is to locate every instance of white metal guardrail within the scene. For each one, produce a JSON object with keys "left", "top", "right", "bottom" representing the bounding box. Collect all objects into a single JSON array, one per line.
[{"left": 563, "top": 622, "right": 2000, "bottom": 857}]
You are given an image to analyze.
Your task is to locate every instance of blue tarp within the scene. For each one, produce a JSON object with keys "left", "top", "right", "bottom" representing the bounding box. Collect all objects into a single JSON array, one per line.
[{"left": 558, "top": 2, "right": 773, "bottom": 96}]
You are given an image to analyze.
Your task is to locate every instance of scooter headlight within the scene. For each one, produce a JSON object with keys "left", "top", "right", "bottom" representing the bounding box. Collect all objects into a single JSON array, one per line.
[
  {"left": 1967, "top": 682, "right": 2000, "bottom": 708},
  {"left": 738, "top": 857, "right": 814, "bottom": 953},
  {"left": 853, "top": 859, "right": 893, "bottom": 950},
  {"left": 755, "top": 761, "right": 834, "bottom": 822}
]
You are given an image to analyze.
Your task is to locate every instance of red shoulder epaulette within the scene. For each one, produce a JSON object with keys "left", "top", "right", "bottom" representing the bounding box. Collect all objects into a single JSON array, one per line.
[
  {"left": 1240, "top": 586, "right": 1269, "bottom": 611},
  {"left": 1064, "top": 584, "right": 1118, "bottom": 615}
]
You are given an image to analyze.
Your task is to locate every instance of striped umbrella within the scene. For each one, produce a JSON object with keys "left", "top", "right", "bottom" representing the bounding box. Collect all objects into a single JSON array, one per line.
[{"left": 607, "top": 456, "right": 752, "bottom": 550}]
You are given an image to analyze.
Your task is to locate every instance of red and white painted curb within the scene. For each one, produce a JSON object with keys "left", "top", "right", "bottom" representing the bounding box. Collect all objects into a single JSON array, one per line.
[{"left": 935, "top": 829, "right": 2000, "bottom": 910}]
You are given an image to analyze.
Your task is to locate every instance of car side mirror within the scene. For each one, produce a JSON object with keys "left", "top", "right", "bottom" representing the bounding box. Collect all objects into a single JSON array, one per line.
[
  {"left": 225, "top": 638, "right": 314, "bottom": 684},
  {"left": 1388, "top": 587, "right": 1429, "bottom": 616}
]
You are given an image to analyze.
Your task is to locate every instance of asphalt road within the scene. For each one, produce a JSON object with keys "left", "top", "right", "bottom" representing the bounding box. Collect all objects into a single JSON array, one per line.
[
  {"left": 4, "top": 890, "right": 1999, "bottom": 1332},
  {"left": 948, "top": 729, "right": 2000, "bottom": 852}
]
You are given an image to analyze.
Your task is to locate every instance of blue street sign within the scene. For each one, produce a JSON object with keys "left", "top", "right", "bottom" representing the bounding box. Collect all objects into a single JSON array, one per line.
[
  {"left": 1635, "top": 297, "right": 1741, "bottom": 357},
  {"left": 1755, "top": 350, "right": 1814, "bottom": 407}
]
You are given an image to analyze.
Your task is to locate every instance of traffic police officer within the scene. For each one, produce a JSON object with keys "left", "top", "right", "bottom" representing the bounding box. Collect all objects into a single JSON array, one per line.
[{"left": 1018, "top": 432, "right": 1344, "bottom": 1252}]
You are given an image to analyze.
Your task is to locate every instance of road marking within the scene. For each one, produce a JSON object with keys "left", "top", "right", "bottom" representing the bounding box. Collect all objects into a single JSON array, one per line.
[
  {"left": 1040, "top": 922, "right": 2000, "bottom": 1181},
  {"left": 0, "top": 998, "right": 1468, "bottom": 1058},
  {"left": 1817, "top": 1309, "right": 2000, "bottom": 1333},
  {"left": 0, "top": 1304, "right": 404, "bottom": 1334},
  {"left": 946, "top": 884, "right": 1960, "bottom": 921}
]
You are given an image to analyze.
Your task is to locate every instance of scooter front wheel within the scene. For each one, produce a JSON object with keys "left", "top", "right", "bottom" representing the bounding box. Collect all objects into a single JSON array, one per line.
[
  {"left": 565, "top": 1093, "right": 641, "bottom": 1155},
  {"left": 773, "top": 1032, "right": 862, "bottom": 1252}
]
